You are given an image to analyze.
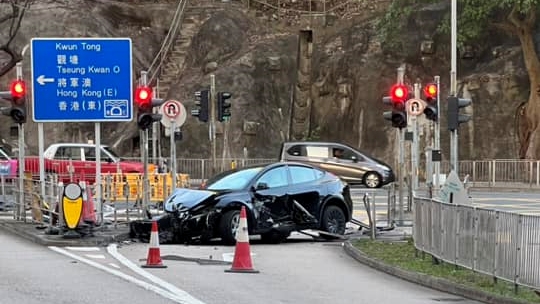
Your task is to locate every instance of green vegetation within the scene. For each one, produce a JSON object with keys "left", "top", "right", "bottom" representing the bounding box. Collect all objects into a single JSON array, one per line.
[{"left": 353, "top": 238, "right": 540, "bottom": 303}]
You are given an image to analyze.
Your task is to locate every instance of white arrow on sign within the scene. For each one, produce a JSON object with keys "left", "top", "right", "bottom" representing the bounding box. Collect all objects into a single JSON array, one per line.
[{"left": 37, "top": 75, "right": 55, "bottom": 85}]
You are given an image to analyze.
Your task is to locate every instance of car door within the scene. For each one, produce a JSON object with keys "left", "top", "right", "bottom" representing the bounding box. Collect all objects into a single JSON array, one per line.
[
  {"left": 84, "top": 146, "right": 117, "bottom": 174},
  {"left": 319, "top": 145, "right": 367, "bottom": 184},
  {"left": 54, "top": 146, "right": 85, "bottom": 177},
  {"left": 286, "top": 165, "right": 323, "bottom": 219},
  {"left": 251, "top": 165, "right": 290, "bottom": 220}
]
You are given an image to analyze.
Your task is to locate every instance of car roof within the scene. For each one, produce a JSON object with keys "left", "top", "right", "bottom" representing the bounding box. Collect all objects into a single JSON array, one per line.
[
  {"left": 48, "top": 143, "right": 110, "bottom": 148},
  {"left": 211, "top": 161, "right": 323, "bottom": 177}
]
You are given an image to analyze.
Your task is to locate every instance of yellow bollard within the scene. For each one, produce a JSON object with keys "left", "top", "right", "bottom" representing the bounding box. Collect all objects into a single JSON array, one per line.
[{"left": 231, "top": 160, "right": 236, "bottom": 170}]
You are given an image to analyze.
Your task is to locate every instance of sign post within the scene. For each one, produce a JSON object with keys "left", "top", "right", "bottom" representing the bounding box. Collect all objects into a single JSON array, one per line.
[
  {"left": 160, "top": 100, "right": 187, "bottom": 191},
  {"left": 31, "top": 38, "right": 133, "bottom": 223}
]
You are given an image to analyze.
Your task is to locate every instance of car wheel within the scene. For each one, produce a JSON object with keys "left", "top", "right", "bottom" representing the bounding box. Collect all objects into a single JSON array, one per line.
[
  {"left": 321, "top": 205, "right": 346, "bottom": 235},
  {"left": 364, "top": 172, "right": 381, "bottom": 188},
  {"left": 219, "top": 209, "right": 241, "bottom": 245}
]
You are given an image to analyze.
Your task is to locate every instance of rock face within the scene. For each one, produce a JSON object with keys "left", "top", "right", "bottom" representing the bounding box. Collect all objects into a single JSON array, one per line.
[{"left": 0, "top": 0, "right": 533, "bottom": 167}]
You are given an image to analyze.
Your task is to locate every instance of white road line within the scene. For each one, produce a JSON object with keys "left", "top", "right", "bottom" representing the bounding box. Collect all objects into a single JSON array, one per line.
[
  {"left": 49, "top": 246, "right": 193, "bottom": 303},
  {"left": 85, "top": 254, "right": 106, "bottom": 259},
  {"left": 107, "top": 244, "right": 206, "bottom": 304},
  {"left": 66, "top": 246, "right": 100, "bottom": 252},
  {"left": 108, "top": 263, "right": 121, "bottom": 269}
]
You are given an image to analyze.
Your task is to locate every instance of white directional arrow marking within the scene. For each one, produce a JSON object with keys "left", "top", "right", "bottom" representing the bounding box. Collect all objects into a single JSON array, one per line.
[{"left": 37, "top": 75, "right": 54, "bottom": 85}]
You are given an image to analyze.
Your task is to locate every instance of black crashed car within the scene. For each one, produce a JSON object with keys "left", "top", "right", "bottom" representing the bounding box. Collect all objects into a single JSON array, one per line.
[{"left": 130, "top": 161, "right": 353, "bottom": 244}]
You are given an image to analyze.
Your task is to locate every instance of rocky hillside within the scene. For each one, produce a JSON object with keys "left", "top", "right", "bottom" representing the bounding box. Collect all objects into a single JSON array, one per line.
[{"left": 0, "top": 0, "right": 534, "bottom": 167}]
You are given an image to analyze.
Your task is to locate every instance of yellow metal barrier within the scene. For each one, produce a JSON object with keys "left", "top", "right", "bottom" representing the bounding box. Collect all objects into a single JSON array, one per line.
[{"left": 100, "top": 172, "right": 191, "bottom": 202}]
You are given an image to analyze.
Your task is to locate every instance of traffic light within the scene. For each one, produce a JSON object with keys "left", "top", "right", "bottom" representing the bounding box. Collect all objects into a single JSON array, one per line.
[
  {"left": 0, "top": 79, "right": 27, "bottom": 124},
  {"left": 382, "top": 84, "right": 409, "bottom": 129},
  {"left": 423, "top": 83, "right": 438, "bottom": 121},
  {"left": 217, "top": 92, "right": 232, "bottom": 122},
  {"left": 191, "top": 89, "right": 209, "bottom": 122},
  {"left": 447, "top": 96, "right": 472, "bottom": 131},
  {"left": 134, "top": 85, "right": 162, "bottom": 130}
]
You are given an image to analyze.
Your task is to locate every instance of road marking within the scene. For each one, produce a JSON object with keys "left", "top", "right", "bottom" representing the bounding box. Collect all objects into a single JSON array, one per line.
[
  {"left": 85, "top": 254, "right": 106, "bottom": 259},
  {"left": 107, "top": 244, "right": 206, "bottom": 304},
  {"left": 471, "top": 198, "right": 540, "bottom": 202},
  {"left": 109, "top": 263, "right": 121, "bottom": 269},
  {"left": 49, "top": 246, "right": 201, "bottom": 304},
  {"left": 66, "top": 246, "right": 100, "bottom": 252}
]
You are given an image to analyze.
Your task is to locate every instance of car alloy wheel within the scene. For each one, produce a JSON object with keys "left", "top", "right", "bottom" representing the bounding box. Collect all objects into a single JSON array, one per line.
[
  {"left": 219, "top": 209, "right": 241, "bottom": 245},
  {"left": 322, "top": 205, "right": 346, "bottom": 235},
  {"left": 364, "top": 172, "right": 381, "bottom": 188}
]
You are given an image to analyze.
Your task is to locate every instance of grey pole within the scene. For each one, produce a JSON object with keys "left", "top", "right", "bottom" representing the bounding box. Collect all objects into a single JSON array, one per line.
[
  {"left": 15, "top": 63, "right": 25, "bottom": 221},
  {"left": 434, "top": 76, "right": 441, "bottom": 188},
  {"left": 396, "top": 65, "right": 405, "bottom": 225},
  {"left": 140, "top": 71, "right": 150, "bottom": 217},
  {"left": 210, "top": 75, "right": 217, "bottom": 174},
  {"left": 450, "top": 0, "right": 459, "bottom": 175},
  {"left": 95, "top": 122, "right": 102, "bottom": 225},
  {"left": 411, "top": 83, "right": 420, "bottom": 192},
  {"left": 170, "top": 119, "right": 176, "bottom": 191}
]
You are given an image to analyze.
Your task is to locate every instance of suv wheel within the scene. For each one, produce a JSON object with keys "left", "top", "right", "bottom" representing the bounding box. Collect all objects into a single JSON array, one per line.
[
  {"left": 219, "top": 209, "right": 241, "bottom": 245},
  {"left": 321, "top": 205, "right": 346, "bottom": 235},
  {"left": 364, "top": 172, "right": 381, "bottom": 188}
]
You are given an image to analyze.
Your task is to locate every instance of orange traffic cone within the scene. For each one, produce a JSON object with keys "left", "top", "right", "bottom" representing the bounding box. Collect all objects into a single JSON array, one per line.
[
  {"left": 142, "top": 221, "right": 167, "bottom": 268},
  {"left": 225, "top": 206, "right": 259, "bottom": 273}
]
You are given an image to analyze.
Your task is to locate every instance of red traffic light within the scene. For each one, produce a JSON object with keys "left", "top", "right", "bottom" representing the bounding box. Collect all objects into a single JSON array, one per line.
[
  {"left": 390, "top": 84, "right": 408, "bottom": 102},
  {"left": 424, "top": 83, "right": 437, "bottom": 98},
  {"left": 10, "top": 80, "right": 26, "bottom": 99},
  {"left": 134, "top": 86, "right": 152, "bottom": 108}
]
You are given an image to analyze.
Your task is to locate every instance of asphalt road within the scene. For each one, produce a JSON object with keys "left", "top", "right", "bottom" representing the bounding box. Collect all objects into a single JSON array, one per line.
[
  {"left": 47, "top": 236, "right": 483, "bottom": 304},
  {"left": 0, "top": 230, "right": 179, "bottom": 304}
]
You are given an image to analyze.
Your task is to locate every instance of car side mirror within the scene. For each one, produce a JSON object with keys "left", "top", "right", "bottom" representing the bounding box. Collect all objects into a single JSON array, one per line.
[
  {"left": 351, "top": 155, "right": 358, "bottom": 162},
  {"left": 254, "top": 182, "right": 269, "bottom": 191}
]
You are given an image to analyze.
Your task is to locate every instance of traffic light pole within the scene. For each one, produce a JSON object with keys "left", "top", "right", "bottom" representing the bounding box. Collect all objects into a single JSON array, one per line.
[
  {"left": 411, "top": 83, "right": 420, "bottom": 191},
  {"left": 140, "top": 71, "right": 150, "bottom": 218},
  {"left": 210, "top": 74, "right": 217, "bottom": 174},
  {"left": 396, "top": 65, "right": 405, "bottom": 225},
  {"left": 14, "top": 63, "right": 25, "bottom": 221},
  {"left": 450, "top": 0, "right": 459, "bottom": 175},
  {"left": 434, "top": 76, "right": 441, "bottom": 188}
]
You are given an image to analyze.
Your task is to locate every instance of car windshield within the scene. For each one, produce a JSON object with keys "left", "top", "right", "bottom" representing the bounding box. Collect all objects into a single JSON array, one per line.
[
  {"left": 103, "top": 146, "right": 121, "bottom": 161},
  {"left": 207, "top": 167, "right": 264, "bottom": 191}
]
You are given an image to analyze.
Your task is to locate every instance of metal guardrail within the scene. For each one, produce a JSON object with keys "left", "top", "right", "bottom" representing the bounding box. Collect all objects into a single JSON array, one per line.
[{"left": 414, "top": 197, "right": 540, "bottom": 290}]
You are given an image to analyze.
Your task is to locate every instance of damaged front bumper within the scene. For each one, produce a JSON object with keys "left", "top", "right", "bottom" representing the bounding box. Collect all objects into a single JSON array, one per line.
[{"left": 129, "top": 209, "right": 218, "bottom": 244}]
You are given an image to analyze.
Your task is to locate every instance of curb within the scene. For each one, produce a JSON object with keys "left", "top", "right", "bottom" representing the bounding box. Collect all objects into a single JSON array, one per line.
[
  {"left": 0, "top": 220, "right": 131, "bottom": 247},
  {"left": 342, "top": 241, "right": 530, "bottom": 304}
]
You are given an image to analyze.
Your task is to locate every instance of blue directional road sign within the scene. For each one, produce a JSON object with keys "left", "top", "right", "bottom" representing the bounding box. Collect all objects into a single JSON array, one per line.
[{"left": 31, "top": 38, "right": 133, "bottom": 122}]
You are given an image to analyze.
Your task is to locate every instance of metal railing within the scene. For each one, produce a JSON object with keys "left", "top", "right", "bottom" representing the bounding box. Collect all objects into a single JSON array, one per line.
[
  {"left": 427, "top": 159, "right": 540, "bottom": 188},
  {"left": 414, "top": 197, "right": 540, "bottom": 290}
]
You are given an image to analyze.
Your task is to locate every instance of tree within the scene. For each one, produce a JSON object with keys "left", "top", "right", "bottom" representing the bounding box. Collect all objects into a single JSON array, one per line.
[
  {"left": 0, "top": 0, "right": 31, "bottom": 78},
  {"left": 378, "top": 0, "right": 540, "bottom": 159}
]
